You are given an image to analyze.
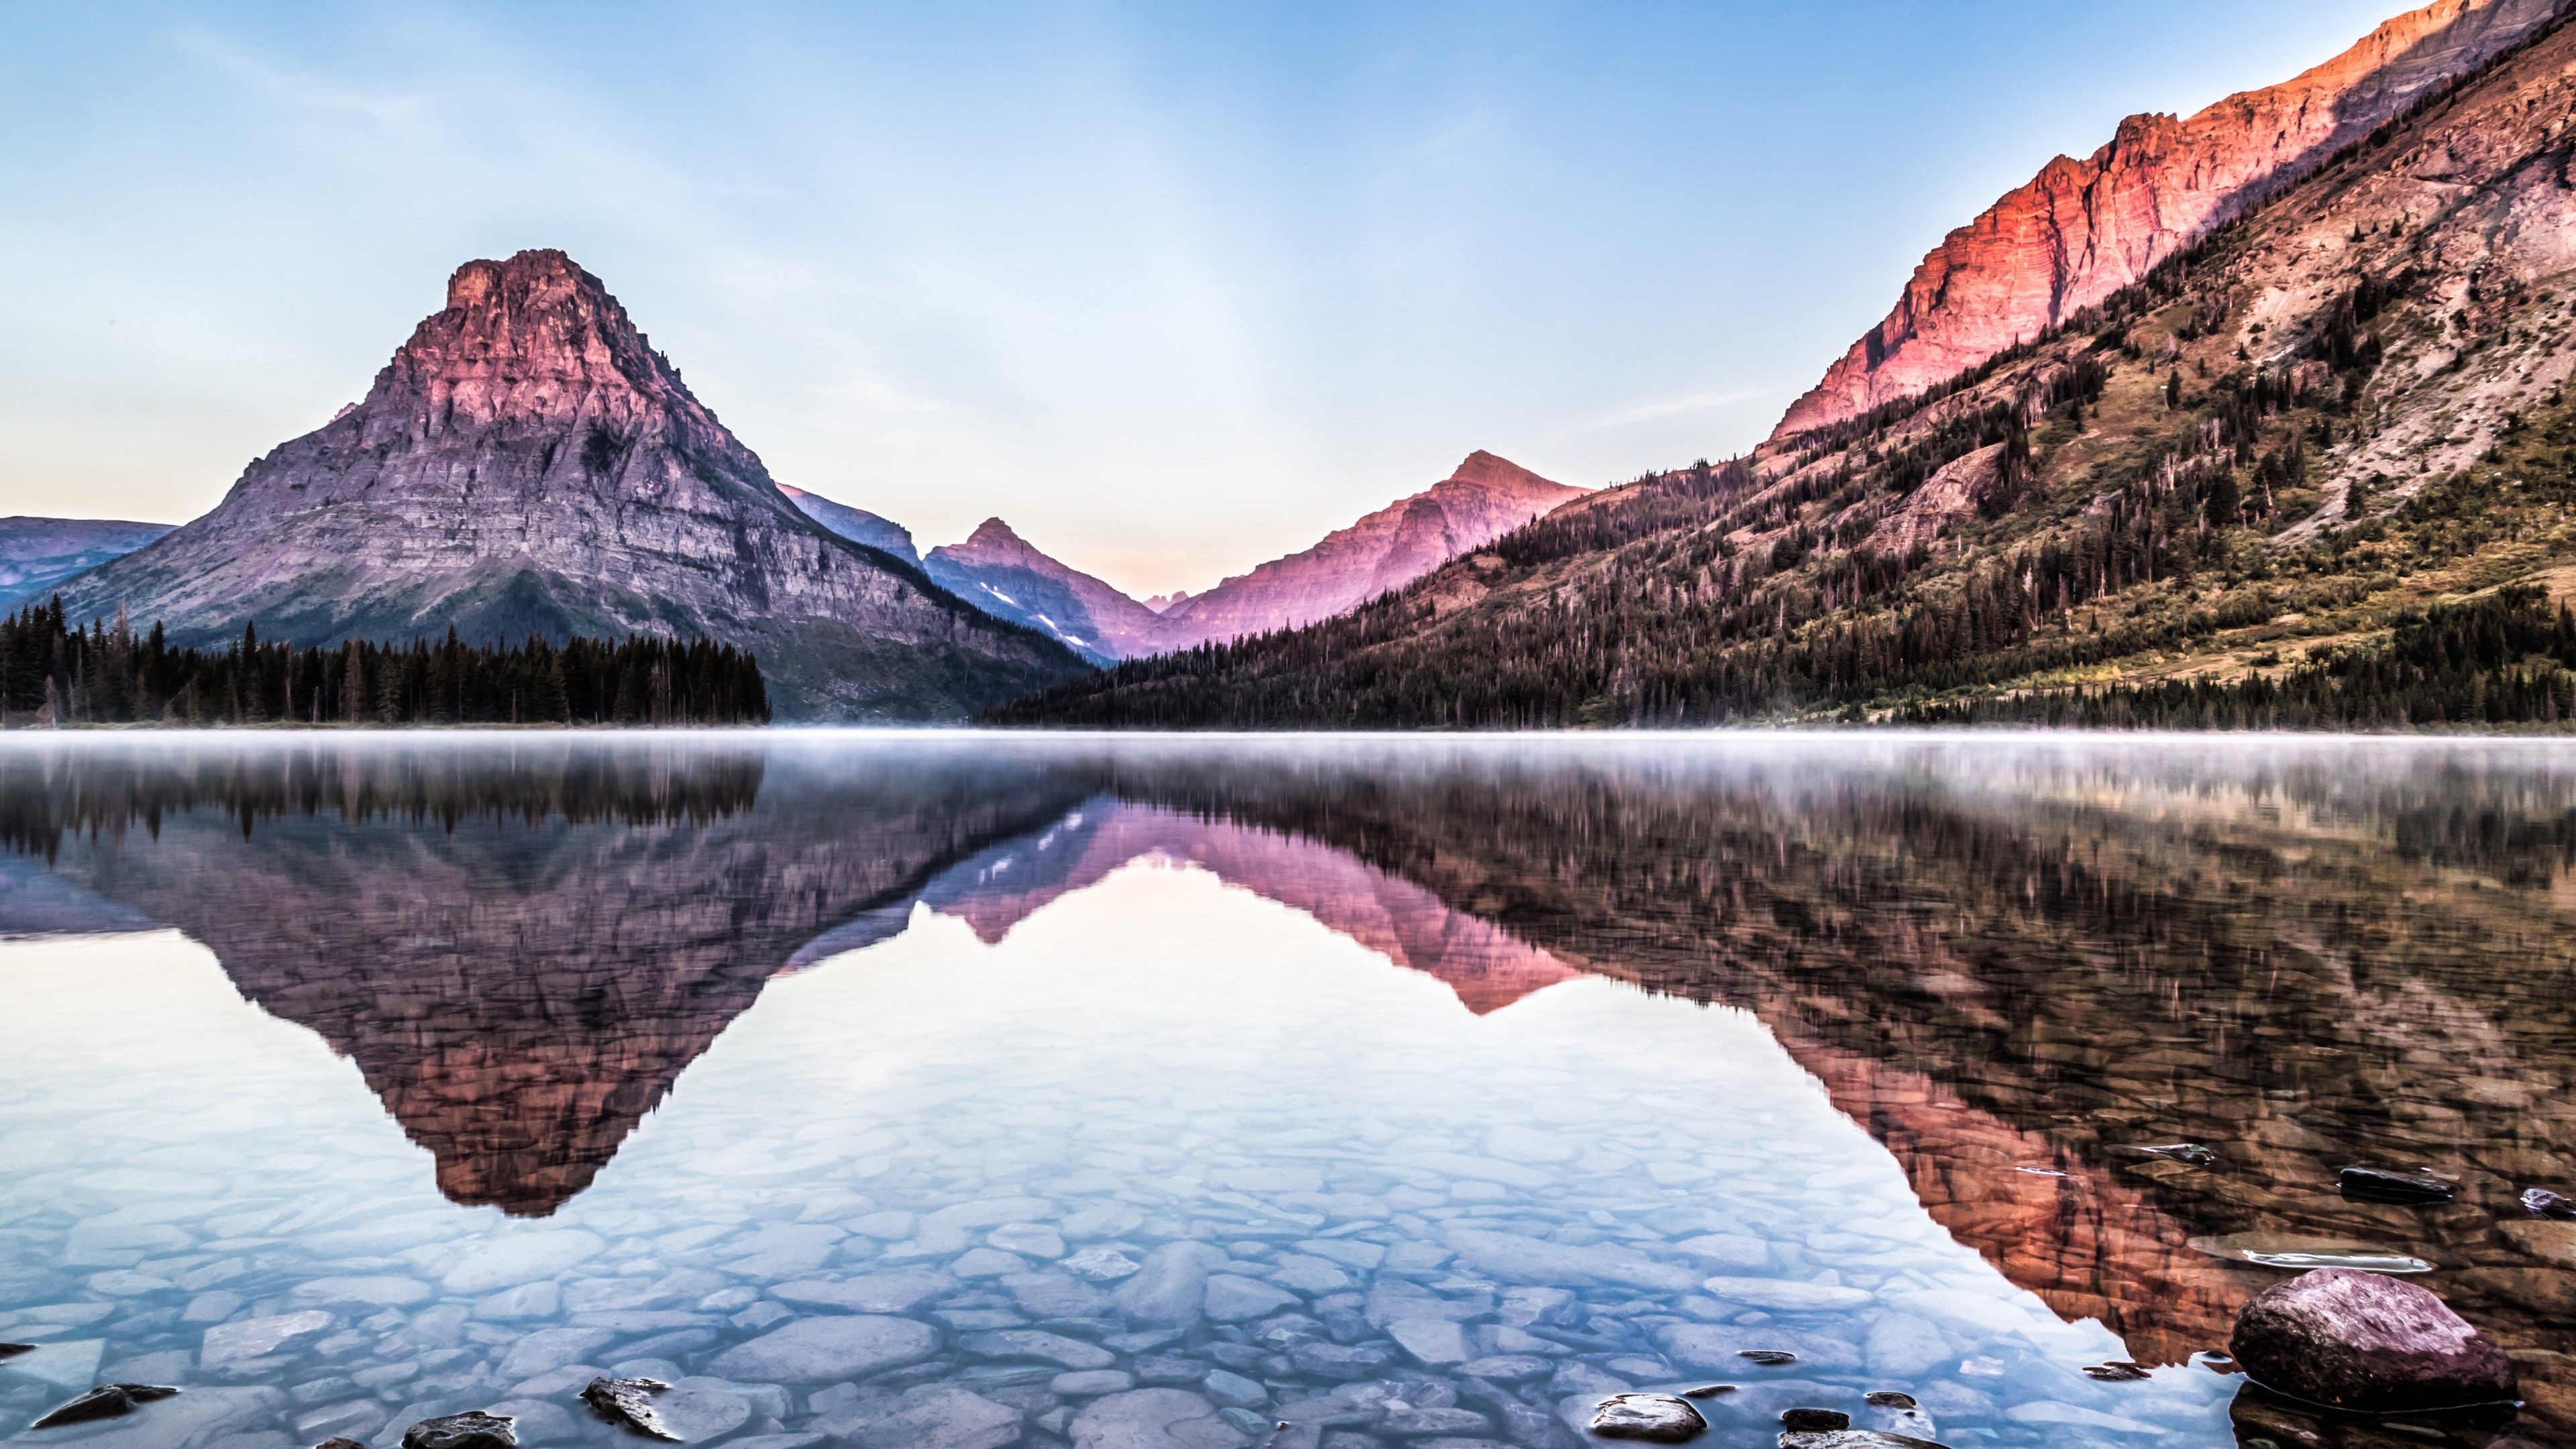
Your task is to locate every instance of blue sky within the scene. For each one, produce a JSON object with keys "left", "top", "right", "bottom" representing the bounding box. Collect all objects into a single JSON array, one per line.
[{"left": 1, "top": 1, "right": 2408, "bottom": 596}]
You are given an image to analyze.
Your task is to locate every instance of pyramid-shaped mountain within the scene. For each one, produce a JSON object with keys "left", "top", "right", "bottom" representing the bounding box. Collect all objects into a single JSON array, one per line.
[{"left": 48, "top": 250, "right": 1089, "bottom": 720}]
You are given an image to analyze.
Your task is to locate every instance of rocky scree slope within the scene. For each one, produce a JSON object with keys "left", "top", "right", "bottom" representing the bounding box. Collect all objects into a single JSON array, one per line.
[
  {"left": 49, "top": 250, "right": 1087, "bottom": 722},
  {"left": 990, "top": 10, "right": 2576, "bottom": 728},
  {"left": 1775, "top": 0, "right": 2567, "bottom": 438}
]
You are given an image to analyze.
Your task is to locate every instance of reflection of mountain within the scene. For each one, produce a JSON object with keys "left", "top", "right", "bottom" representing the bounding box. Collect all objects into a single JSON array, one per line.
[
  {"left": 902, "top": 800, "right": 1580, "bottom": 1014},
  {"left": 1096, "top": 747, "right": 2576, "bottom": 1425},
  {"left": 5, "top": 742, "right": 1088, "bottom": 1215},
  {"left": 17, "top": 737, "right": 2576, "bottom": 1437}
]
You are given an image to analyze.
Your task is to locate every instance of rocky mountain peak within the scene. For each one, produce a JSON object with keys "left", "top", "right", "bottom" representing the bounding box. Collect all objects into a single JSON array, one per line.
[
  {"left": 1772, "top": 0, "right": 2567, "bottom": 438},
  {"left": 954, "top": 518, "right": 1034, "bottom": 557}
]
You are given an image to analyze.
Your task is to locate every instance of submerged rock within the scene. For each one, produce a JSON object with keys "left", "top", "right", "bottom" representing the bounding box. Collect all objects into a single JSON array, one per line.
[
  {"left": 2337, "top": 1167, "right": 2456, "bottom": 1205},
  {"left": 2110, "top": 1143, "right": 2215, "bottom": 1167},
  {"left": 0, "top": 1344, "right": 34, "bottom": 1360},
  {"left": 1587, "top": 1394, "right": 1705, "bottom": 1442},
  {"left": 2229, "top": 1268, "right": 2515, "bottom": 1412},
  {"left": 401, "top": 1411, "right": 521, "bottom": 1449},
  {"left": 1678, "top": 1385, "right": 1734, "bottom": 1399},
  {"left": 1778, "top": 1434, "right": 1949, "bottom": 1449},
  {"left": 1861, "top": 1393, "right": 1915, "bottom": 1409},
  {"left": 316, "top": 1439, "right": 368, "bottom": 1449},
  {"left": 1737, "top": 1350, "right": 1798, "bottom": 1366},
  {"left": 2522, "top": 1187, "right": 2576, "bottom": 1220},
  {"left": 32, "top": 1384, "right": 180, "bottom": 1428},
  {"left": 1779, "top": 1409, "right": 1849, "bottom": 1432},
  {"left": 582, "top": 1377, "right": 678, "bottom": 1440}
]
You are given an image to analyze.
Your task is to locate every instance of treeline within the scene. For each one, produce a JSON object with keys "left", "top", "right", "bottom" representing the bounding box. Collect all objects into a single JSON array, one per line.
[
  {"left": 1, "top": 600, "right": 769, "bottom": 727},
  {"left": 1899, "top": 587, "right": 2576, "bottom": 731}
]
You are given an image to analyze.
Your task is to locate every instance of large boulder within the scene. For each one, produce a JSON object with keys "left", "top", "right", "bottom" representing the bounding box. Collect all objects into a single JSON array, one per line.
[{"left": 2229, "top": 1269, "right": 2515, "bottom": 1412}]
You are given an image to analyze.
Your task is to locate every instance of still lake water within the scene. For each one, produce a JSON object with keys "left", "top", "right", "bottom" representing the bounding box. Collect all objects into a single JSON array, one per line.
[{"left": 3, "top": 733, "right": 2575, "bottom": 1449}]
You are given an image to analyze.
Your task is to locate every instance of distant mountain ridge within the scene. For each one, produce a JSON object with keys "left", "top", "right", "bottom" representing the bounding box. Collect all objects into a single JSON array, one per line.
[
  {"left": 1774, "top": 0, "right": 2566, "bottom": 437},
  {"left": 1152, "top": 451, "right": 1585, "bottom": 651},
  {"left": 783, "top": 451, "right": 1582, "bottom": 661},
  {"left": 778, "top": 484, "right": 918, "bottom": 565},
  {"left": 0, "top": 517, "right": 172, "bottom": 606},
  {"left": 44, "top": 250, "right": 1088, "bottom": 720},
  {"left": 922, "top": 519, "right": 1169, "bottom": 666}
]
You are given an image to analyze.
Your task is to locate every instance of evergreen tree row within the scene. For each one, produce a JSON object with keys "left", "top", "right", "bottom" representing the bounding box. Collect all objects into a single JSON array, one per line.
[
  {"left": 0, "top": 600, "right": 769, "bottom": 727},
  {"left": 1897, "top": 587, "right": 2576, "bottom": 731}
]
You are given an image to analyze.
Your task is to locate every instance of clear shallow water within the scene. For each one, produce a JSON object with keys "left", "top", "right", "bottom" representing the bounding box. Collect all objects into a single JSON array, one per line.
[{"left": 2, "top": 734, "right": 2573, "bottom": 1449}]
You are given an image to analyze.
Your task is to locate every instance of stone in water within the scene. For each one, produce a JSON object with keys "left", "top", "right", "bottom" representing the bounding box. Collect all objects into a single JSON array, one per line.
[
  {"left": 1862, "top": 1393, "right": 1915, "bottom": 1409},
  {"left": 1780, "top": 1409, "right": 1850, "bottom": 1432},
  {"left": 1739, "top": 1350, "right": 1798, "bottom": 1366},
  {"left": 1679, "top": 1385, "right": 1735, "bottom": 1399},
  {"left": 32, "top": 1384, "right": 180, "bottom": 1429},
  {"left": 1779, "top": 1434, "right": 1951, "bottom": 1449},
  {"left": 2522, "top": 1187, "right": 2576, "bottom": 1220},
  {"left": 2081, "top": 1362, "right": 2149, "bottom": 1382},
  {"left": 2229, "top": 1268, "right": 2514, "bottom": 1413},
  {"left": 583, "top": 1377, "right": 679, "bottom": 1440},
  {"left": 2337, "top": 1167, "right": 2455, "bottom": 1205},
  {"left": 2110, "top": 1143, "right": 2215, "bottom": 1167},
  {"left": 402, "top": 1411, "right": 521, "bottom": 1449},
  {"left": 0, "top": 1344, "right": 34, "bottom": 1360},
  {"left": 1588, "top": 1395, "right": 1705, "bottom": 1442}
]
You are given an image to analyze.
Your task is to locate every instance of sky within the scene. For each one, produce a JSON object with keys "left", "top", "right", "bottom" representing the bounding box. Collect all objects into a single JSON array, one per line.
[{"left": 0, "top": 1, "right": 2413, "bottom": 598}]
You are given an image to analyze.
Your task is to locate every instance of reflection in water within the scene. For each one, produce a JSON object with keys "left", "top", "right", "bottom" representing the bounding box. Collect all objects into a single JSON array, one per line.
[{"left": 7, "top": 734, "right": 2576, "bottom": 1446}]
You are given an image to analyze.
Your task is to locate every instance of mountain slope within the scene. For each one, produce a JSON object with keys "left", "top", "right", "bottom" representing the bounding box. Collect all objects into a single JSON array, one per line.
[
  {"left": 49, "top": 250, "right": 1088, "bottom": 720},
  {"left": 1775, "top": 0, "right": 2566, "bottom": 438},
  {"left": 922, "top": 519, "right": 1167, "bottom": 665},
  {"left": 0, "top": 517, "right": 172, "bottom": 605},
  {"left": 779, "top": 484, "right": 920, "bottom": 565},
  {"left": 1150, "top": 451, "right": 1585, "bottom": 650},
  {"left": 991, "top": 7, "right": 2576, "bottom": 729}
]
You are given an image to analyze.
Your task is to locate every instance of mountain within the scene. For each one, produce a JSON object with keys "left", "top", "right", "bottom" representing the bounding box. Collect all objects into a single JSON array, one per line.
[
  {"left": 45, "top": 250, "right": 1088, "bottom": 721},
  {"left": 1141, "top": 590, "right": 1191, "bottom": 614},
  {"left": 1774, "top": 0, "right": 2564, "bottom": 438},
  {"left": 991, "top": 5, "right": 2576, "bottom": 728},
  {"left": 922, "top": 518, "right": 1169, "bottom": 665},
  {"left": 778, "top": 483, "right": 919, "bottom": 565},
  {"left": 0, "top": 517, "right": 172, "bottom": 605},
  {"left": 1150, "top": 451, "right": 1585, "bottom": 649}
]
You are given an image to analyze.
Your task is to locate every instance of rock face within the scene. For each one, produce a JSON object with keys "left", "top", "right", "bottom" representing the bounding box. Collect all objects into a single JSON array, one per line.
[
  {"left": 778, "top": 484, "right": 920, "bottom": 566},
  {"left": 2228, "top": 1268, "right": 2516, "bottom": 1412},
  {"left": 924, "top": 519, "right": 1170, "bottom": 665},
  {"left": 45, "top": 249, "right": 1086, "bottom": 720},
  {"left": 1773, "top": 0, "right": 2565, "bottom": 437},
  {"left": 1152, "top": 452, "right": 1584, "bottom": 649},
  {"left": 0, "top": 517, "right": 172, "bottom": 607}
]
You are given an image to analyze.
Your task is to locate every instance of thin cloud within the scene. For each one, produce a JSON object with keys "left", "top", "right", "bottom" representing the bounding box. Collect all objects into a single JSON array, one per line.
[
  {"left": 174, "top": 29, "right": 427, "bottom": 129},
  {"left": 1555, "top": 384, "right": 1782, "bottom": 439}
]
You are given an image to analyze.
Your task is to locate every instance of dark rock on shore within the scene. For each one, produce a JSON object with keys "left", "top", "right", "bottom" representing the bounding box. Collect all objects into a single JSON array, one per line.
[
  {"left": 1588, "top": 1394, "right": 1707, "bottom": 1441},
  {"left": 582, "top": 1377, "right": 679, "bottom": 1440},
  {"left": 32, "top": 1384, "right": 180, "bottom": 1428},
  {"left": 401, "top": 1411, "right": 521, "bottom": 1449},
  {"left": 2339, "top": 1167, "right": 2456, "bottom": 1204},
  {"left": 2229, "top": 1268, "right": 2516, "bottom": 1412}
]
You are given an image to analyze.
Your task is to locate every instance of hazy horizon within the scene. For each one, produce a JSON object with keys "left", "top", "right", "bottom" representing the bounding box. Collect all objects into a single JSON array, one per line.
[{"left": 3, "top": 1, "right": 2412, "bottom": 598}]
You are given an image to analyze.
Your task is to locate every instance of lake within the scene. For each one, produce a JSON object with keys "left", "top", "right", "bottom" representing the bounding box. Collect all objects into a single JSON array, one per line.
[{"left": 2, "top": 731, "right": 2571, "bottom": 1449}]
